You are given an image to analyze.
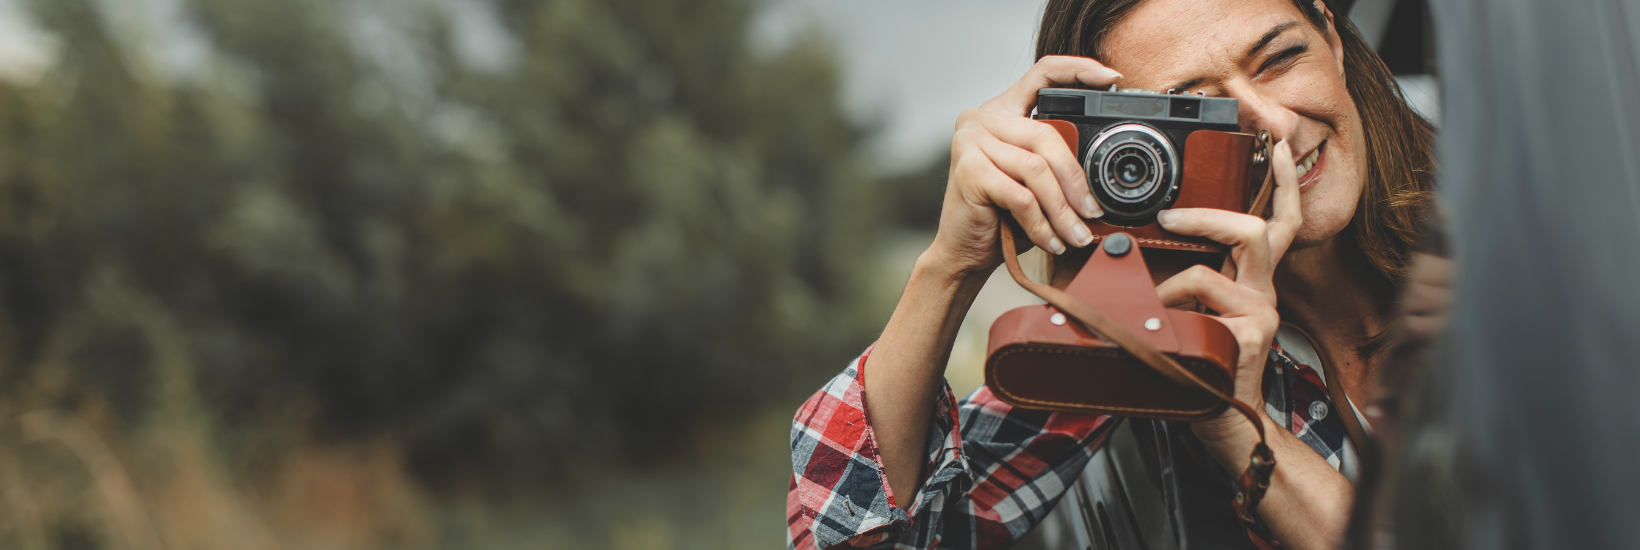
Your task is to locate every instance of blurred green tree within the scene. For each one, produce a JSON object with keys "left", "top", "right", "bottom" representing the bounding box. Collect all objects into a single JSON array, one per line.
[{"left": 0, "top": 0, "right": 928, "bottom": 492}]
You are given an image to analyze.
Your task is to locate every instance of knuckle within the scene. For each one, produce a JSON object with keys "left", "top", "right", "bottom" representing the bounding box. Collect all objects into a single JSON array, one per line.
[
  {"left": 1020, "top": 154, "right": 1052, "bottom": 178},
  {"left": 1052, "top": 201, "right": 1080, "bottom": 221},
  {"left": 1030, "top": 217, "right": 1057, "bottom": 238},
  {"left": 1014, "top": 186, "right": 1040, "bottom": 208},
  {"left": 952, "top": 155, "right": 984, "bottom": 179},
  {"left": 1233, "top": 326, "right": 1263, "bottom": 349},
  {"left": 1257, "top": 315, "right": 1280, "bottom": 337},
  {"left": 1183, "top": 264, "right": 1219, "bottom": 284},
  {"left": 1000, "top": 185, "right": 1035, "bottom": 209},
  {"left": 1029, "top": 122, "right": 1058, "bottom": 143}
]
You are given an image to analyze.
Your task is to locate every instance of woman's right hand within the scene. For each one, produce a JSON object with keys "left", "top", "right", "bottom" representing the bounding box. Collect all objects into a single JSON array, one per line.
[
  {"left": 867, "top": 57, "right": 1124, "bottom": 506},
  {"left": 925, "top": 56, "right": 1124, "bottom": 275}
]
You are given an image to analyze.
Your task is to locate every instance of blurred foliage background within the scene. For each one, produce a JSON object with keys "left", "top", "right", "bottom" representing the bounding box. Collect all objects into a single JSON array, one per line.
[{"left": 0, "top": 0, "right": 948, "bottom": 548}]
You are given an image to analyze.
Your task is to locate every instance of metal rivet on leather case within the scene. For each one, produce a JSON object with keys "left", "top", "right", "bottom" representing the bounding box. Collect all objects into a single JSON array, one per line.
[{"left": 1103, "top": 233, "right": 1132, "bottom": 256}]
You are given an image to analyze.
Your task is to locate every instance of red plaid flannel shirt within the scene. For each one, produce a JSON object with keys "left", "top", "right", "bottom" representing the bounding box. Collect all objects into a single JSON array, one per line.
[{"left": 787, "top": 336, "right": 1354, "bottom": 550}]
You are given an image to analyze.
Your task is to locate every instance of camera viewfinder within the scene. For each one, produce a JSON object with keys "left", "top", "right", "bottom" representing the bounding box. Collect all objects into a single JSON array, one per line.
[{"left": 1169, "top": 98, "right": 1201, "bottom": 120}]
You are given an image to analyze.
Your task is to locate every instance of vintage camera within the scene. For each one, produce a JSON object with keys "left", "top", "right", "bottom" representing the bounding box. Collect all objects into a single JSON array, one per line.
[
  {"left": 1032, "top": 87, "right": 1267, "bottom": 258},
  {"left": 983, "top": 89, "right": 1281, "bottom": 530},
  {"left": 982, "top": 88, "right": 1274, "bottom": 421}
]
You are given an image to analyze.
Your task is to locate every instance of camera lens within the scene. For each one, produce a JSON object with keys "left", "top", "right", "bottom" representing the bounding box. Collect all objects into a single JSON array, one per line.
[
  {"left": 1084, "top": 123, "right": 1179, "bottom": 224},
  {"left": 1100, "top": 145, "right": 1163, "bottom": 200},
  {"left": 1116, "top": 155, "right": 1148, "bottom": 186}
]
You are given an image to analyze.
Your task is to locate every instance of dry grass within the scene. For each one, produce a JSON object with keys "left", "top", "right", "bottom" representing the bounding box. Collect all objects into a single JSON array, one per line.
[
  {"left": 0, "top": 408, "right": 423, "bottom": 550},
  {"left": 0, "top": 399, "right": 794, "bottom": 550}
]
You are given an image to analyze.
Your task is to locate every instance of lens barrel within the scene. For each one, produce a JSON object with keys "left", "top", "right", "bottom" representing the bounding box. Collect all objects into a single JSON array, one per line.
[{"left": 1085, "top": 123, "right": 1179, "bottom": 224}]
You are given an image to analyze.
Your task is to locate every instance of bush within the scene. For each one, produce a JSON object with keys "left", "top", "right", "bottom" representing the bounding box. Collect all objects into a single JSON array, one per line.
[{"left": 0, "top": 0, "right": 924, "bottom": 492}]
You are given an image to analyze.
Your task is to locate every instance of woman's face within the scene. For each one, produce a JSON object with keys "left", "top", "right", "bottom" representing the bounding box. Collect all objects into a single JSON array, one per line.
[{"left": 1100, "top": 0, "right": 1366, "bottom": 249}]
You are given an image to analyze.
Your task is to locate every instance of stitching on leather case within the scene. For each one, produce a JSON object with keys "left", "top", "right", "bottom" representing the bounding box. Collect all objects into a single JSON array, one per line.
[
  {"left": 1134, "top": 237, "right": 1216, "bottom": 251},
  {"left": 988, "top": 345, "right": 1225, "bottom": 416}
]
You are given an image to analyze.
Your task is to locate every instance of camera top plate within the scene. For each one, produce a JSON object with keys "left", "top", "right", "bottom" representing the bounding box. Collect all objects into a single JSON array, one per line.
[{"left": 1035, "top": 88, "right": 1240, "bottom": 129}]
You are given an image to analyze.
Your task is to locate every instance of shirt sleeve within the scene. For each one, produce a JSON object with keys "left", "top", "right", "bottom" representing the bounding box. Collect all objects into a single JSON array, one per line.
[{"left": 787, "top": 347, "right": 1114, "bottom": 550}]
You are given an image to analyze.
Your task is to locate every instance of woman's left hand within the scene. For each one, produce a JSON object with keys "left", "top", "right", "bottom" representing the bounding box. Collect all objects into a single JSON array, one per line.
[{"left": 1154, "top": 140, "right": 1302, "bottom": 444}]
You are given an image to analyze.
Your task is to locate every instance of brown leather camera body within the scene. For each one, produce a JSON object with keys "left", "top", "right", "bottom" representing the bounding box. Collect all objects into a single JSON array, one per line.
[{"left": 983, "top": 121, "right": 1271, "bottom": 421}]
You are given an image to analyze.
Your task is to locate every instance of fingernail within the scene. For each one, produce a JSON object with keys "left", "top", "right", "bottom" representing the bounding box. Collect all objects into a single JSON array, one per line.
[
  {"left": 1082, "top": 195, "right": 1101, "bottom": 218},
  {"left": 1048, "top": 237, "right": 1066, "bottom": 255},
  {"left": 1157, "top": 210, "right": 1180, "bottom": 225},
  {"left": 1072, "top": 223, "right": 1093, "bottom": 247}
]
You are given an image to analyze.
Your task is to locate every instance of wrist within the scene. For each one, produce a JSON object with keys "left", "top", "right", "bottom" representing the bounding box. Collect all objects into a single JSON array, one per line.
[
  {"left": 869, "top": 244, "right": 995, "bottom": 399},
  {"left": 913, "top": 245, "right": 995, "bottom": 295},
  {"left": 1191, "top": 410, "right": 1268, "bottom": 469}
]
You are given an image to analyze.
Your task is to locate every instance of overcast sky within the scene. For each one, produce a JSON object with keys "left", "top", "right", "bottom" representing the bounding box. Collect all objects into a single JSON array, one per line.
[{"left": 752, "top": 0, "right": 1049, "bottom": 173}]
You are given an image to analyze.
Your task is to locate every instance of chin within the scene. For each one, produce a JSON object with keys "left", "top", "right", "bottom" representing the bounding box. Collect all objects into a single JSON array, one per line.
[
  {"left": 1290, "top": 210, "right": 1357, "bottom": 251},
  {"left": 1290, "top": 191, "right": 1360, "bottom": 250},
  {"left": 1289, "top": 229, "right": 1337, "bottom": 250}
]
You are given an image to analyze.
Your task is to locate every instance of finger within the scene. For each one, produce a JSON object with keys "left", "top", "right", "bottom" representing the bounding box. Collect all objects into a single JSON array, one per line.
[
  {"left": 1406, "top": 251, "right": 1454, "bottom": 290},
  {"left": 957, "top": 155, "right": 1066, "bottom": 255},
  {"left": 1157, "top": 266, "right": 1281, "bottom": 375},
  {"left": 977, "top": 137, "right": 1095, "bottom": 249},
  {"left": 983, "top": 55, "right": 1122, "bottom": 116},
  {"left": 973, "top": 111, "right": 1103, "bottom": 219},
  {"left": 1217, "top": 315, "right": 1282, "bottom": 392},
  {"left": 1156, "top": 208, "right": 1274, "bottom": 286},
  {"left": 1155, "top": 265, "right": 1270, "bottom": 315},
  {"left": 1401, "top": 253, "right": 1455, "bottom": 335},
  {"left": 1266, "top": 140, "right": 1303, "bottom": 259}
]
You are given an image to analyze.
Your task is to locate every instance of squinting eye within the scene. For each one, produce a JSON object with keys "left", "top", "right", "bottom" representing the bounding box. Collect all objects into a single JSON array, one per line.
[{"left": 1258, "top": 44, "right": 1309, "bottom": 75}]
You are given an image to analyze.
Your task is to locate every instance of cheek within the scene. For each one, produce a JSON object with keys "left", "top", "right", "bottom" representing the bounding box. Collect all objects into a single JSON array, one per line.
[
  {"left": 1294, "top": 181, "right": 1361, "bottom": 245},
  {"left": 1294, "top": 137, "right": 1368, "bottom": 246},
  {"left": 1291, "top": 76, "right": 1368, "bottom": 246}
]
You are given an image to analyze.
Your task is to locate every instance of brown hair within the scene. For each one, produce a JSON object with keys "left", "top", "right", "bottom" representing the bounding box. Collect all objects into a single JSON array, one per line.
[{"left": 1036, "top": 0, "right": 1436, "bottom": 298}]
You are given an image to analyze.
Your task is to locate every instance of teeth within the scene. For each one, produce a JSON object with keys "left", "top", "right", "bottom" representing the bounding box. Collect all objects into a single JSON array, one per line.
[{"left": 1295, "top": 142, "right": 1322, "bottom": 178}]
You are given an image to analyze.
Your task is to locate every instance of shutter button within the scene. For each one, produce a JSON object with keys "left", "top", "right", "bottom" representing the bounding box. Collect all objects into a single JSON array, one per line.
[{"left": 1308, "top": 400, "right": 1329, "bottom": 421}]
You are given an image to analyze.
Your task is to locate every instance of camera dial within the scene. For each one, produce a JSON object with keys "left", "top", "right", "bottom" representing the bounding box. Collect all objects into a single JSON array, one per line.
[{"left": 1085, "top": 123, "right": 1179, "bottom": 224}]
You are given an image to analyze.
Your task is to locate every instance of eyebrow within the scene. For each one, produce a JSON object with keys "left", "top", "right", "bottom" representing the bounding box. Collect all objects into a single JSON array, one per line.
[
  {"left": 1163, "top": 20, "right": 1303, "bottom": 93},
  {"left": 1247, "top": 21, "right": 1302, "bottom": 57}
]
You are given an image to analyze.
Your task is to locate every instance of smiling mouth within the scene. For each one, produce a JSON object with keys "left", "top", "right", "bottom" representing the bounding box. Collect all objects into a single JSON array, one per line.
[{"left": 1295, "top": 140, "right": 1326, "bottom": 188}]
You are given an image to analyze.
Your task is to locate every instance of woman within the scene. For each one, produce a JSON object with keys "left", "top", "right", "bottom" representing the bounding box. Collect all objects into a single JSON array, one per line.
[{"left": 788, "top": 0, "right": 1434, "bottom": 548}]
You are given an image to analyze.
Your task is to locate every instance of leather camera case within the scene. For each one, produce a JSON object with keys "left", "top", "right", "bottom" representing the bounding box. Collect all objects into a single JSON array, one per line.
[
  {"left": 1041, "top": 119, "right": 1260, "bottom": 255},
  {"left": 984, "top": 125, "right": 1268, "bottom": 421}
]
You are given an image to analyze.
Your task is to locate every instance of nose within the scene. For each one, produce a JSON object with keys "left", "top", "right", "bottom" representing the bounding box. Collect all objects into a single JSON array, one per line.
[{"left": 1225, "top": 80, "right": 1299, "bottom": 143}]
